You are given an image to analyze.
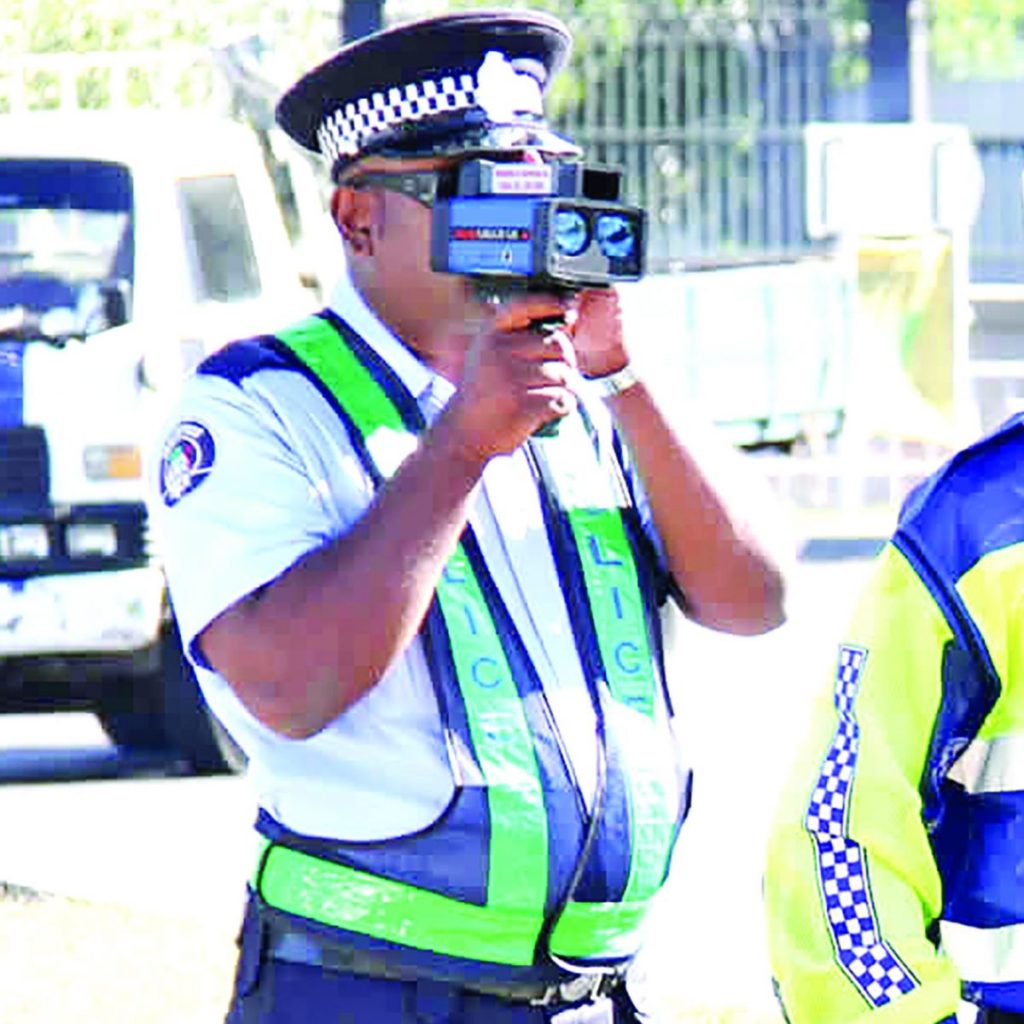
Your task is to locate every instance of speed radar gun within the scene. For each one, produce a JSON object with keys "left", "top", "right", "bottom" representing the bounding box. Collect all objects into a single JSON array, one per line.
[
  {"left": 430, "top": 157, "right": 645, "bottom": 435},
  {"left": 430, "top": 158, "right": 646, "bottom": 294},
  {"left": 273, "top": 11, "right": 648, "bottom": 432}
]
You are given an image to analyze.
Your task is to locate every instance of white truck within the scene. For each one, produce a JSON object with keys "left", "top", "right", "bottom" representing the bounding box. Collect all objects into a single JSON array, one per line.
[{"left": 0, "top": 110, "right": 323, "bottom": 771}]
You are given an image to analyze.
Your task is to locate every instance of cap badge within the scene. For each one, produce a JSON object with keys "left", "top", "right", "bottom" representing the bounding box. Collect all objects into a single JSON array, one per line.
[{"left": 474, "top": 51, "right": 544, "bottom": 124}]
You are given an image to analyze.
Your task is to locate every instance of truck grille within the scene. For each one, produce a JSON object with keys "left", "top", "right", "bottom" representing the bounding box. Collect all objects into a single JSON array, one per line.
[
  {"left": 0, "top": 426, "right": 49, "bottom": 510},
  {"left": 0, "top": 503, "right": 148, "bottom": 579}
]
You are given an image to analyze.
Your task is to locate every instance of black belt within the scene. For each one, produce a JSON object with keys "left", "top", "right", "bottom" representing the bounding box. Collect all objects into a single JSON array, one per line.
[
  {"left": 980, "top": 1011, "right": 1024, "bottom": 1024},
  {"left": 264, "top": 917, "right": 625, "bottom": 1007}
]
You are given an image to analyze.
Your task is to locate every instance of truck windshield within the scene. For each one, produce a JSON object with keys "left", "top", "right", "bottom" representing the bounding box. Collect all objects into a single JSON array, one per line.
[{"left": 0, "top": 159, "right": 133, "bottom": 332}]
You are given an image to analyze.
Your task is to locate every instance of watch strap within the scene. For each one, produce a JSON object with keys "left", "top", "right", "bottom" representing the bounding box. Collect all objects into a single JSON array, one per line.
[{"left": 587, "top": 363, "right": 639, "bottom": 399}]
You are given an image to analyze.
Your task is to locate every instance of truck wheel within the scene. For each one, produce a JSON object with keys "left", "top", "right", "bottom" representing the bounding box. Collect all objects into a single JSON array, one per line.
[{"left": 97, "top": 621, "right": 246, "bottom": 775}]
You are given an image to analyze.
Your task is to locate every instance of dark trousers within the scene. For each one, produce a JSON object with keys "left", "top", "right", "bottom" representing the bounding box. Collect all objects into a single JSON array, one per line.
[
  {"left": 225, "top": 901, "right": 644, "bottom": 1024},
  {"left": 225, "top": 960, "right": 641, "bottom": 1024},
  {"left": 980, "top": 1012, "right": 1024, "bottom": 1023}
]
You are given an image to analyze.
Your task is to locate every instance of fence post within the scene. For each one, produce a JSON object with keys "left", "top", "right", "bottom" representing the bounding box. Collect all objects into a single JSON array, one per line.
[
  {"left": 908, "top": 0, "right": 931, "bottom": 122},
  {"left": 866, "top": 0, "right": 910, "bottom": 121},
  {"left": 340, "top": 0, "right": 383, "bottom": 43}
]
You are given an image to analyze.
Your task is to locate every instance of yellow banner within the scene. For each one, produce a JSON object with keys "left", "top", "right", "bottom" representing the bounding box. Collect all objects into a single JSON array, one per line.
[{"left": 855, "top": 234, "right": 955, "bottom": 432}]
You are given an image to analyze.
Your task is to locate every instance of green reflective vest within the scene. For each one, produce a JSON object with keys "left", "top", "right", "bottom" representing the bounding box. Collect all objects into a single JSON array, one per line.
[{"left": 251, "top": 311, "right": 685, "bottom": 969}]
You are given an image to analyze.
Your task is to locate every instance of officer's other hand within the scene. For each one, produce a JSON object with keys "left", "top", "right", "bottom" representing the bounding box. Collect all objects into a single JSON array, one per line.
[
  {"left": 569, "top": 286, "right": 630, "bottom": 379},
  {"left": 445, "top": 292, "right": 577, "bottom": 459}
]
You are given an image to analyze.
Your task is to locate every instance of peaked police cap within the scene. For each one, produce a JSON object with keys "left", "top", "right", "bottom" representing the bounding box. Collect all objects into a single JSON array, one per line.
[{"left": 275, "top": 9, "right": 581, "bottom": 179}]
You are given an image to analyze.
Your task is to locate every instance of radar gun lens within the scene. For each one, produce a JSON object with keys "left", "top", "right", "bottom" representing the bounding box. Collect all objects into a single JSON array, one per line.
[
  {"left": 553, "top": 209, "right": 590, "bottom": 257},
  {"left": 596, "top": 214, "right": 637, "bottom": 260}
]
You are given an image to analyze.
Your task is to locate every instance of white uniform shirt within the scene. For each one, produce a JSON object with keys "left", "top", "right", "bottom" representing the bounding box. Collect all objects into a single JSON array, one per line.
[{"left": 152, "top": 274, "right": 666, "bottom": 842}]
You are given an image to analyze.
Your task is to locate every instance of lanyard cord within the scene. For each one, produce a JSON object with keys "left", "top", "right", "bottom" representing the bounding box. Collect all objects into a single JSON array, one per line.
[{"left": 525, "top": 435, "right": 617, "bottom": 972}]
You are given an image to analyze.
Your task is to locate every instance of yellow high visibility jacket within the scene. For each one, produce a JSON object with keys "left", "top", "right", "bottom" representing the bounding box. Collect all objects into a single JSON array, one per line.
[{"left": 765, "top": 414, "right": 1024, "bottom": 1024}]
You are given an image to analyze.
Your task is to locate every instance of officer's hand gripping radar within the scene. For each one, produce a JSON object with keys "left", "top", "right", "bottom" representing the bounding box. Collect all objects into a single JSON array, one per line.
[
  {"left": 429, "top": 157, "right": 645, "bottom": 295},
  {"left": 429, "top": 157, "right": 646, "bottom": 435}
]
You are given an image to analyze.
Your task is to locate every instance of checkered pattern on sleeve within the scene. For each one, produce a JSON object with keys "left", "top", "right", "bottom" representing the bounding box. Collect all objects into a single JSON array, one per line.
[
  {"left": 317, "top": 72, "right": 478, "bottom": 166},
  {"left": 804, "top": 645, "right": 920, "bottom": 1008}
]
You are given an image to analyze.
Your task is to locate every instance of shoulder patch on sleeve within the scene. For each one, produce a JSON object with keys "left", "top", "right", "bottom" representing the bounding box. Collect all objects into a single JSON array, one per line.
[{"left": 160, "top": 421, "right": 216, "bottom": 507}]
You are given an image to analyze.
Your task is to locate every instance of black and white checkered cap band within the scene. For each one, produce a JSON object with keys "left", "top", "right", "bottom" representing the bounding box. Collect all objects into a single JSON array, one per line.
[{"left": 317, "top": 72, "right": 478, "bottom": 165}]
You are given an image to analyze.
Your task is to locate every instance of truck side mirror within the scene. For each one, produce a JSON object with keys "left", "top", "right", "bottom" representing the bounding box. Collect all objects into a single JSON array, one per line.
[{"left": 101, "top": 279, "right": 132, "bottom": 328}]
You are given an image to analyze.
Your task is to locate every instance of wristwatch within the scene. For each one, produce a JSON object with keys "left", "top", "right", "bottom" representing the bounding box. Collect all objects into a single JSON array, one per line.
[{"left": 587, "top": 363, "right": 639, "bottom": 400}]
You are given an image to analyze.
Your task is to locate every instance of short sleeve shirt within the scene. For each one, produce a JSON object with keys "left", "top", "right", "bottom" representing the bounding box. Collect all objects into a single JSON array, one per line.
[{"left": 151, "top": 275, "right": 667, "bottom": 841}]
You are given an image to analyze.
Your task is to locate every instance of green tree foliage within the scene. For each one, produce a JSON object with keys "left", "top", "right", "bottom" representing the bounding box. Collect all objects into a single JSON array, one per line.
[
  {"left": 0, "top": 0, "right": 333, "bottom": 112},
  {"left": 825, "top": 0, "right": 1024, "bottom": 81},
  {"left": 440, "top": 0, "right": 862, "bottom": 109},
  {"left": 444, "top": 0, "right": 1024, "bottom": 82},
  {"left": 9, "top": 0, "right": 1024, "bottom": 94},
  {"left": 929, "top": 0, "right": 1024, "bottom": 79}
]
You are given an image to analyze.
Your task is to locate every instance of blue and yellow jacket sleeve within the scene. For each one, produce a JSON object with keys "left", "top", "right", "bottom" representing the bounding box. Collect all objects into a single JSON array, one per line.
[
  {"left": 765, "top": 541, "right": 962, "bottom": 1023},
  {"left": 763, "top": 416, "right": 1024, "bottom": 1024}
]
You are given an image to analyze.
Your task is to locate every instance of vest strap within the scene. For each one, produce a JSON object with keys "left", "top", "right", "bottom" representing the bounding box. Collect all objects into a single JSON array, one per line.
[
  {"left": 256, "top": 840, "right": 538, "bottom": 965},
  {"left": 254, "top": 314, "right": 674, "bottom": 966}
]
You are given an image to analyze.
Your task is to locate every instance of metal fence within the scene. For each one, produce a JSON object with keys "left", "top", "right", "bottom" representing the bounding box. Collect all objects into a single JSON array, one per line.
[
  {"left": 546, "top": 0, "right": 1024, "bottom": 284},
  {"left": 970, "top": 137, "right": 1024, "bottom": 284},
  {"left": 4, "top": 1, "right": 1022, "bottom": 283},
  {"left": 550, "top": 1, "right": 863, "bottom": 273},
  {"left": 930, "top": 77, "right": 1024, "bottom": 285}
]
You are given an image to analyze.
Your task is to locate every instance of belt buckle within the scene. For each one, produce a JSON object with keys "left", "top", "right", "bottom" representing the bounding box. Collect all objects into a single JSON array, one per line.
[{"left": 530, "top": 972, "right": 609, "bottom": 1007}]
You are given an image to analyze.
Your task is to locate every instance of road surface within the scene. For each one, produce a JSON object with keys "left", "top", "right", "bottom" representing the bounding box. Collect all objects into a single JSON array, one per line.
[{"left": 0, "top": 553, "right": 877, "bottom": 1016}]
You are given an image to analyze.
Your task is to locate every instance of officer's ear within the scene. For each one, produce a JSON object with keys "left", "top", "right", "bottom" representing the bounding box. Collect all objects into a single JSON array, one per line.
[{"left": 331, "top": 185, "right": 379, "bottom": 256}]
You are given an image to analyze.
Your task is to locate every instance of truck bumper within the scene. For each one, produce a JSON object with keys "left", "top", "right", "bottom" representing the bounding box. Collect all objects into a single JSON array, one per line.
[{"left": 0, "top": 566, "right": 165, "bottom": 656}]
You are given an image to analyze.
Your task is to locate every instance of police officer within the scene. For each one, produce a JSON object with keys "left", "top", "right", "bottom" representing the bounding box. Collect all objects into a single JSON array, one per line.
[
  {"left": 153, "top": 9, "right": 787, "bottom": 1023},
  {"left": 764, "top": 414, "right": 1024, "bottom": 1024}
]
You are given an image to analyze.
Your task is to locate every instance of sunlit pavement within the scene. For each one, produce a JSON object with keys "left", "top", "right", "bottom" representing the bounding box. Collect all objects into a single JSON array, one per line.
[
  {"left": 0, "top": 709, "right": 194, "bottom": 779},
  {"left": 632, "top": 554, "right": 878, "bottom": 1017},
  {"left": 0, "top": 553, "right": 879, "bottom": 1017}
]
